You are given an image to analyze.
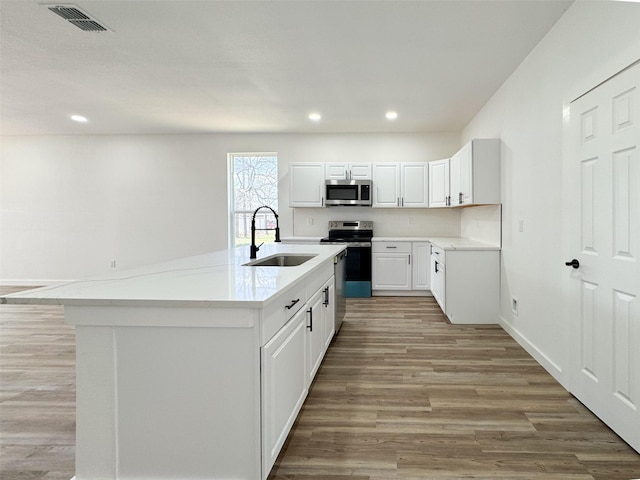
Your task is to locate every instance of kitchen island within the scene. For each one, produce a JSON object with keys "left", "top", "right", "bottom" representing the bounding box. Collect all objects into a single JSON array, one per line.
[{"left": 1, "top": 243, "right": 346, "bottom": 480}]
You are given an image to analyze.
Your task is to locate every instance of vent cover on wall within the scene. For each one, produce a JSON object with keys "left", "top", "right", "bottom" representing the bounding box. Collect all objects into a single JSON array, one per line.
[{"left": 47, "top": 5, "right": 109, "bottom": 32}]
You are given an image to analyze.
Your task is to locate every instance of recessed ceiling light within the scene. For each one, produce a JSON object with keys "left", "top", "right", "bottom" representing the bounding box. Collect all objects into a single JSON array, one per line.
[
  {"left": 308, "top": 112, "right": 322, "bottom": 122},
  {"left": 70, "top": 114, "right": 88, "bottom": 123},
  {"left": 385, "top": 111, "right": 398, "bottom": 120}
]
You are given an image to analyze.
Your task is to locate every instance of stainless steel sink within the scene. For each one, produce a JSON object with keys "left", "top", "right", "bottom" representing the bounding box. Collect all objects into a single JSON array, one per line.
[{"left": 243, "top": 254, "right": 317, "bottom": 267}]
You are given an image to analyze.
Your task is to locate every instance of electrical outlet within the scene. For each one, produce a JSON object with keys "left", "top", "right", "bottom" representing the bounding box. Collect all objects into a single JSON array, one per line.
[
  {"left": 307, "top": 217, "right": 313, "bottom": 226},
  {"left": 511, "top": 296, "right": 519, "bottom": 316},
  {"left": 110, "top": 260, "right": 117, "bottom": 269},
  {"left": 519, "top": 220, "right": 524, "bottom": 233}
]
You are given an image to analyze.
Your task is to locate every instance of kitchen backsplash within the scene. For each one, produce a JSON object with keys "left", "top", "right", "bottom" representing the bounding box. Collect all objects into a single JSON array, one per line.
[
  {"left": 291, "top": 207, "right": 462, "bottom": 238},
  {"left": 460, "top": 204, "right": 502, "bottom": 246}
]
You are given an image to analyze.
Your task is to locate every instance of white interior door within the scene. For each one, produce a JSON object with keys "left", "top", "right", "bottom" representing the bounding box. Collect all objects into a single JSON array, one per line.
[{"left": 566, "top": 60, "right": 640, "bottom": 453}]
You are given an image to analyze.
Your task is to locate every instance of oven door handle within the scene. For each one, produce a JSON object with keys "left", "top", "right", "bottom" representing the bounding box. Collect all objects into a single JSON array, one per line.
[{"left": 346, "top": 242, "right": 371, "bottom": 247}]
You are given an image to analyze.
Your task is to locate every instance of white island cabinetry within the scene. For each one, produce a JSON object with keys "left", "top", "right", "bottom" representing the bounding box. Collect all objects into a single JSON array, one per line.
[{"left": 2, "top": 243, "right": 345, "bottom": 480}]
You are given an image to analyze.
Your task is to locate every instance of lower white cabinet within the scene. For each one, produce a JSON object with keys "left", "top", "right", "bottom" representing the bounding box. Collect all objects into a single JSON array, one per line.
[
  {"left": 372, "top": 240, "right": 430, "bottom": 294},
  {"left": 372, "top": 241, "right": 412, "bottom": 290},
  {"left": 262, "top": 273, "right": 336, "bottom": 475},
  {"left": 306, "top": 287, "right": 325, "bottom": 386},
  {"left": 322, "top": 279, "right": 336, "bottom": 351},
  {"left": 431, "top": 247, "right": 446, "bottom": 311},
  {"left": 261, "top": 306, "right": 308, "bottom": 472},
  {"left": 412, "top": 242, "right": 431, "bottom": 290},
  {"left": 430, "top": 245, "right": 499, "bottom": 324}
]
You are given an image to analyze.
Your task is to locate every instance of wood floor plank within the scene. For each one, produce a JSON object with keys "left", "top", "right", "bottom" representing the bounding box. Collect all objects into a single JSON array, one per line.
[
  {"left": 269, "top": 296, "right": 640, "bottom": 479},
  {"left": 1, "top": 290, "right": 639, "bottom": 479}
]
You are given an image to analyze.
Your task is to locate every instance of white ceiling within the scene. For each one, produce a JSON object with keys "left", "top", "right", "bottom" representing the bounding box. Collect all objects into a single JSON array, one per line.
[{"left": 0, "top": 0, "right": 573, "bottom": 136}]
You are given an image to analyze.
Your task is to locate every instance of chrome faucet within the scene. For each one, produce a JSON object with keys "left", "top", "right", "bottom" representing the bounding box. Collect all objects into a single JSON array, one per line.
[{"left": 250, "top": 205, "right": 281, "bottom": 258}]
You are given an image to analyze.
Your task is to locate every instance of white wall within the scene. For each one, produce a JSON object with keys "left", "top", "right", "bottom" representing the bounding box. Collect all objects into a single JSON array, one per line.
[
  {"left": 0, "top": 132, "right": 460, "bottom": 283},
  {"left": 461, "top": 0, "right": 640, "bottom": 384}
]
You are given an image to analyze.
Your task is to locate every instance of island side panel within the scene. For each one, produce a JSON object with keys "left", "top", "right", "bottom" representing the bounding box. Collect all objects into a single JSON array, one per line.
[
  {"left": 67, "top": 305, "right": 262, "bottom": 480},
  {"left": 74, "top": 325, "right": 118, "bottom": 479}
]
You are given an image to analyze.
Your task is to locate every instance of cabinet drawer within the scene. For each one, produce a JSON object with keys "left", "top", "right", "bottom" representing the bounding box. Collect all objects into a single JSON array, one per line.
[
  {"left": 431, "top": 245, "right": 446, "bottom": 264},
  {"left": 372, "top": 241, "right": 411, "bottom": 254},
  {"left": 261, "top": 282, "right": 308, "bottom": 345},
  {"left": 306, "top": 262, "right": 333, "bottom": 297}
]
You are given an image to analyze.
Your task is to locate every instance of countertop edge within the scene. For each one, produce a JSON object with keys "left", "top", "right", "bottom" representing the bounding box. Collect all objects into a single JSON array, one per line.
[{"left": 372, "top": 236, "right": 501, "bottom": 250}]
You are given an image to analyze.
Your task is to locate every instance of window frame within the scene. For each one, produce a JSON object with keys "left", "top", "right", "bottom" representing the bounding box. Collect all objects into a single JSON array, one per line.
[{"left": 227, "top": 152, "right": 279, "bottom": 249}]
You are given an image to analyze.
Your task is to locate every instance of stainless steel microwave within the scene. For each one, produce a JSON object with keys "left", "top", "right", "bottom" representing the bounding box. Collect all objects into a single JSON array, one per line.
[{"left": 325, "top": 179, "right": 372, "bottom": 206}]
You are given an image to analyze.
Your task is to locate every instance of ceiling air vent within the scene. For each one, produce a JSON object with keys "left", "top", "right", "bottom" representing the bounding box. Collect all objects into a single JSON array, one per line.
[{"left": 47, "top": 5, "right": 109, "bottom": 32}]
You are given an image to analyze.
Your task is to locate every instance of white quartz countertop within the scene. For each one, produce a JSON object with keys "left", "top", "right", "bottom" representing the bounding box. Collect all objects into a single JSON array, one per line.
[
  {"left": 372, "top": 236, "right": 500, "bottom": 250},
  {"left": 0, "top": 244, "right": 346, "bottom": 308}
]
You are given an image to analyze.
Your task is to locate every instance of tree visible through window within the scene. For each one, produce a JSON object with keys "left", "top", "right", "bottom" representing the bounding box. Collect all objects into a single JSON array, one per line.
[{"left": 229, "top": 153, "right": 278, "bottom": 247}]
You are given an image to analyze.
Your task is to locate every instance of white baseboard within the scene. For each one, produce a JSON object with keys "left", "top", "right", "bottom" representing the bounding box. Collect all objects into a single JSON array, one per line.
[
  {"left": 372, "top": 290, "right": 431, "bottom": 297},
  {"left": 498, "top": 315, "right": 566, "bottom": 388},
  {"left": 0, "top": 279, "right": 72, "bottom": 287}
]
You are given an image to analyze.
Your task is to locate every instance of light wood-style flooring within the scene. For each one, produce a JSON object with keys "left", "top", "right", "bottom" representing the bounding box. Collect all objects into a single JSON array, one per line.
[{"left": 1, "top": 289, "right": 639, "bottom": 479}]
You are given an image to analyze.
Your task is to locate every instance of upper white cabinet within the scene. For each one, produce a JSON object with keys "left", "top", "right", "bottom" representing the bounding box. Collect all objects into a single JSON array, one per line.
[
  {"left": 325, "top": 162, "right": 372, "bottom": 180},
  {"left": 449, "top": 139, "right": 500, "bottom": 206},
  {"left": 372, "top": 162, "right": 428, "bottom": 208},
  {"left": 289, "top": 163, "right": 325, "bottom": 207},
  {"left": 371, "top": 163, "right": 400, "bottom": 207},
  {"left": 428, "top": 159, "right": 450, "bottom": 208}
]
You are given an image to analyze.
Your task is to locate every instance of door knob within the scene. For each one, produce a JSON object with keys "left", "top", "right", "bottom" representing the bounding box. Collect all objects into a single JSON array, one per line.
[{"left": 565, "top": 259, "right": 580, "bottom": 269}]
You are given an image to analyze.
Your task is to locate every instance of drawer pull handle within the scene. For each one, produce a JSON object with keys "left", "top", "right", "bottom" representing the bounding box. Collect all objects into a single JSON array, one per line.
[
  {"left": 285, "top": 298, "right": 300, "bottom": 310},
  {"left": 386, "top": 246, "right": 397, "bottom": 249}
]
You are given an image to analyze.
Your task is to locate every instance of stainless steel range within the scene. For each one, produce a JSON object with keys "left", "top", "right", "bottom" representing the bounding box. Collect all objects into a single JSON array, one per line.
[{"left": 320, "top": 220, "right": 373, "bottom": 298}]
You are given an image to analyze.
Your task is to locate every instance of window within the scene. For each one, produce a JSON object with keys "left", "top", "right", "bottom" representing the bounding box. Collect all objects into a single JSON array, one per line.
[{"left": 229, "top": 153, "right": 278, "bottom": 247}]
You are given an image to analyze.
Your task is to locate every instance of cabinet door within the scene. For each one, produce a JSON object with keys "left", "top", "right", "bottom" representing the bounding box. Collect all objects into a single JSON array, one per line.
[
  {"left": 325, "top": 163, "right": 372, "bottom": 180},
  {"left": 372, "top": 253, "right": 411, "bottom": 290},
  {"left": 349, "top": 163, "right": 372, "bottom": 180},
  {"left": 428, "top": 159, "right": 450, "bottom": 208},
  {"left": 412, "top": 242, "right": 430, "bottom": 290},
  {"left": 457, "top": 142, "right": 473, "bottom": 206},
  {"left": 261, "top": 308, "right": 308, "bottom": 473},
  {"left": 400, "top": 163, "right": 429, "bottom": 208},
  {"left": 306, "top": 289, "right": 324, "bottom": 387},
  {"left": 449, "top": 147, "right": 463, "bottom": 206},
  {"left": 372, "top": 163, "right": 400, "bottom": 208},
  {"left": 322, "top": 279, "right": 335, "bottom": 351},
  {"left": 289, "top": 163, "right": 325, "bottom": 207},
  {"left": 430, "top": 255, "right": 446, "bottom": 311},
  {"left": 450, "top": 140, "right": 500, "bottom": 206},
  {"left": 325, "top": 163, "right": 348, "bottom": 180}
]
